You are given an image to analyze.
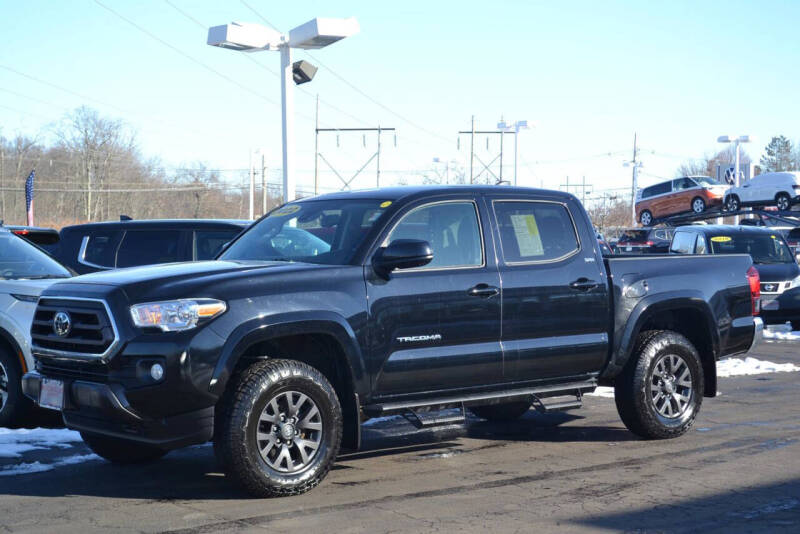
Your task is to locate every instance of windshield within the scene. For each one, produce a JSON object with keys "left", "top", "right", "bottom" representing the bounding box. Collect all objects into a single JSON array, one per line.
[
  {"left": 220, "top": 199, "right": 391, "bottom": 265},
  {"left": 709, "top": 233, "right": 795, "bottom": 264},
  {"left": 0, "top": 232, "right": 71, "bottom": 280},
  {"left": 692, "top": 176, "right": 723, "bottom": 187}
]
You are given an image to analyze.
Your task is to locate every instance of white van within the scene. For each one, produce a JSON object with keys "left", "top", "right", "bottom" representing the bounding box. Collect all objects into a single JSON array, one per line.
[{"left": 724, "top": 172, "right": 800, "bottom": 212}]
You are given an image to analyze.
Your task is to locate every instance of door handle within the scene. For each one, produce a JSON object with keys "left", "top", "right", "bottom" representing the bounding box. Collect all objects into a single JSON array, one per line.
[
  {"left": 468, "top": 283, "right": 499, "bottom": 298},
  {"left": 569, "top": 278, "right": 600, "bottom": 291}
]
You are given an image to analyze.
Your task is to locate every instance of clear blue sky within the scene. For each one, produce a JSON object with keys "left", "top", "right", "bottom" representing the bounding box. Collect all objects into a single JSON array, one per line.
[{"left": 2, "top": 0, "right": 799, "bottom": 199}]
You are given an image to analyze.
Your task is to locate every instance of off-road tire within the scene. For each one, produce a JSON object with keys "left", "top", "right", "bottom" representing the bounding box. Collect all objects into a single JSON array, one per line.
[
  {"left": 215, "top": 359, "right": 342, "bottom": 497},
  {"left": 0, "top": 347, "right": 32, "bottom": 428},
  {"left": 80, "top": 432, "right": 168, "bottom": 463},
  {"left": 614, "top": 330, "right": 703, "bottom": 439},
  {"left": 640, "top": 210, "right": 653, "bottom": 226},
  {"left": 469, "top": 399, "right": 532, "bottom": 421}
]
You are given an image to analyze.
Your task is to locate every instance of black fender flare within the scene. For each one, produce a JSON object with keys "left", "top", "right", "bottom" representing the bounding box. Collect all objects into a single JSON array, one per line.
[
  {"left": 603, "top": 291, "right": 720, "bottom": 388},
  {"left": 208, "top": 310, "right": 368, "bottom": 399}
]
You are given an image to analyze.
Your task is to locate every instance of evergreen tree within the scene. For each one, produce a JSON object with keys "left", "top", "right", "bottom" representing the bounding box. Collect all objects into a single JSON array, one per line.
[{"left": 759, "top": 135, "right": 795, "bottom": 172}]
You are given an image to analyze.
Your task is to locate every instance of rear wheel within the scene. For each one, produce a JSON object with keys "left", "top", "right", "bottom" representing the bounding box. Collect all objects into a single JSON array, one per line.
[
  {"left": 215, "top": 359, "right": 342, "bottom": 497},
  {"left": 776, "top": 193, "right": 791, "bottom": 211},
  {"left": 614, "top": 330, "right": 703, "bottom": 439},
  {"left": 725, "top": 195, "right": 740, "bottom": 212},
  {"left": 0, "top": 347, "right": 32, "bottom": 428},
  {"left": 640, "top": 210, "right": 653, "bottom": 226},
  {"left": 469, "top": 399, "right": 532, "bottom": 421},
  {"left": 691, "top": 197, "right": 706, "bottom": 213},
  {"left": 80, "top": 432, "right": 168, "bottom": 463}
]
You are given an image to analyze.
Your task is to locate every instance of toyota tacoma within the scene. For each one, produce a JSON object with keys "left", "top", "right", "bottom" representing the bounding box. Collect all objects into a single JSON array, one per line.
[{"left": 23, "top": 186, "right": 762, "bottom": 496}]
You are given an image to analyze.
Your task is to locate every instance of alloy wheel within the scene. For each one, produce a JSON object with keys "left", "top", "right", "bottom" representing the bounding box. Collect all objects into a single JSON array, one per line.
[
  {"left": 692, "top": 198, "right": 705, "bottom": 213},
  {"left": 649, "top": 353, "right": 693, "bottom": 419},
  {"left": 777, "top": 195, "right": 790, "bottom": 211},
  {"left": 641, "top": 212, "right": 652, "bottom": 226},
  {"left": 256, "top": 390, "right": 323, "bottom": 473},
  {"left": 0, "top": 361, "right": 8, "bottom": 412}
]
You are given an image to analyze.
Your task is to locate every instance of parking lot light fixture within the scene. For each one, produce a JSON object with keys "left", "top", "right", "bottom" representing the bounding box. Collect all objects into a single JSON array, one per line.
[{"left": 207, "top": 18, "right": 360, "bottom": 203}]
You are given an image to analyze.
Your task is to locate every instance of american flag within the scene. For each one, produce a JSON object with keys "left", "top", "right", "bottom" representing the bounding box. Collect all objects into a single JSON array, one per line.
[{"left": 24, "top": 169, "right": 35, "bottom": 226}]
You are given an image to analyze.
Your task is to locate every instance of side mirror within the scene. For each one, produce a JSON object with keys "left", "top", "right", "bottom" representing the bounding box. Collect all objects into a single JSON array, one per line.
[{"left": 373, "top": 239, "right": 433, "bottom": 277}]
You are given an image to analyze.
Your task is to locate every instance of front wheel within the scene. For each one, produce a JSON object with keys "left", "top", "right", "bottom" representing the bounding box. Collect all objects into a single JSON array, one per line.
[
  {"left": 614, "top": 331, "right": 703, "bottom": 439},
  {"left": 80, "top": 432, "right": 168, "bottom": 464},
  {"left": 776, "top": 193, "right": 791, "bottom": 211},
  {"left": 640, "top": 210, "right": 653, "bottom": 226},
  {"left": 0, "top": 348, "right": 32, "bottom": 428},
  {"left": 691, "top": 197, "right": 706, "bottom": 213},
  {"left": 215, "top": 359, "right": 342, "bottom": 497}
]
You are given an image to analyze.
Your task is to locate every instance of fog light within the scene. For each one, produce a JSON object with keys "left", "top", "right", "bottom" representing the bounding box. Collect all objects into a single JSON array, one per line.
[{"left": 150, "top": 363, "right": 165, "bottom": 381}]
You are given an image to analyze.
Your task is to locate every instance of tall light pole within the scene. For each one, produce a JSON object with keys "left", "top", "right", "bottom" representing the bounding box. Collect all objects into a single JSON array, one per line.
[
  {"left": 624, "top": 133, "right": 642, "bottom": 226},
  {"left": 497, "top": 120, "right": 531, "bottom": 186},
  {"left": 717, "top": 135, "right": 752, "bottom": 188},
  {"left": 207, "top": 18, "right": 359, "bottom": 203}
]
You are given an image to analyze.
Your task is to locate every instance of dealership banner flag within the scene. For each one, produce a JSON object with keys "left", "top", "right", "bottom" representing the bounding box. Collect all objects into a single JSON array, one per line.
[{"left": 25, "top": 169, "right": 35, "bottom": 226}]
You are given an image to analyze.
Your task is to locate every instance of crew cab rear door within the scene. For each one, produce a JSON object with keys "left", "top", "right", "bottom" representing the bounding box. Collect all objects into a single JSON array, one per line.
[
  {"left": 365, "top": 194, "right": 503, "bottom": 396},
  {"left": 486, "top": 193, "right": 610, "bottom": 381}
]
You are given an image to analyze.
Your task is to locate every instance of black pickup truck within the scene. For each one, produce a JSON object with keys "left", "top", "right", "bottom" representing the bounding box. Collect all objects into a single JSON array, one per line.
[{"left": 23, "top": 186, "right": 762, "bottom": 497}]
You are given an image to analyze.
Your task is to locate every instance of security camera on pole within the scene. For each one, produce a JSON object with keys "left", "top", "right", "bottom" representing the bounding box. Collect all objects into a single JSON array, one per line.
[{"left": 207, "top": 18, "right": 359, "bottom": 203}]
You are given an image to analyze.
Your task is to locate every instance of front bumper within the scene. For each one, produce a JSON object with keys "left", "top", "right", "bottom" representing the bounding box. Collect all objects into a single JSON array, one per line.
[{"left": 22, "top": 371, "right": 214, "bottom": 449}]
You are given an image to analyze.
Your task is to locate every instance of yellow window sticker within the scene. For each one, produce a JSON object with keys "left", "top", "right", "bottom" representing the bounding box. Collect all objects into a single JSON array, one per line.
[
  {"left": 270, "top": 205, "right": 301, "bottom": 217},
  {"left": 710, "top": 236, "right": 732, "bottom": 243},
  {"left": 509, "top": 214, "right": 544, "bottom": 257},
  {"left": 380, "top": 201, "right": 392, "bottom": 208}
]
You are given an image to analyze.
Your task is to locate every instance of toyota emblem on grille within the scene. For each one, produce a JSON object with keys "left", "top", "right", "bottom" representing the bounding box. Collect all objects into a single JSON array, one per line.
[
  {"left": 763, "top": 283, "right": 777, "bottom": 292},
  {"left": 53, "top": 311, "right": 72, "bottom": 337}
]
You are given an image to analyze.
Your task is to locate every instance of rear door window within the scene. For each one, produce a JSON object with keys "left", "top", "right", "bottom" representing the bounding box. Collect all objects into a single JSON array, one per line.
[
  {"left": 81, "top": 231, "right": 123, "bottom": 268},
  {"left": 695, "top": 234, "right": 708, "bottom": 254},
  {"left": 116, "top": 230, "right": 182, "bottom": 268},
  {"left": 670, "top": 232, "right": 696, "bottom": 254},
  {"left": 493, "top": 201, "right": 579, "bottom": 263},
  {"left": 195, "top": 229, "right": 241, "bottom": 260}
]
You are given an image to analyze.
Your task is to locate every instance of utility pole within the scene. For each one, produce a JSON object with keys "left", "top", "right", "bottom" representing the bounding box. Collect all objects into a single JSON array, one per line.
[
  {"left": 376, "top": 125, "right": 382, "bottom": 188},
  {"left": 630, "top": 133, "right": 639, "bottom": 226},
  {"left": 314, "top": 94, "right": 319, "bottom": 196},
  {"left": 261, "top": 153, "right": 267, "bottom": 216},
  {"left": 499, "top": 129, "right": 504, "bottom": 183},
  {"left": 470, "top": 115, "right": 475, "bottom": 184},
  {"left": 249, "top": 150, "right": 255, "bottom": 220}
]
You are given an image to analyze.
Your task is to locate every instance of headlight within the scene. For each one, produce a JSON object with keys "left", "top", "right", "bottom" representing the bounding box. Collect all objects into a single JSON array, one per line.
[{"left": 130, "top": 299, "right": 226, "bottom": 332}]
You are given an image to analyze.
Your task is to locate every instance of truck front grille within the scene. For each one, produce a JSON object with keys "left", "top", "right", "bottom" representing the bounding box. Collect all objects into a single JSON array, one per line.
[{"left": 31, "top": 298, "right": 117, "bottom": 357}]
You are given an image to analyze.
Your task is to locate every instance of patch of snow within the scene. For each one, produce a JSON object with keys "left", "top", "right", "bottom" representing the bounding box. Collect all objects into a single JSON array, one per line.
[
  {"left": 0, "top": 453, "right": 99, "bottom": 477},
  {"left": 762, "top": 328, "right": 800, "bottom": 341},
  {"left": 587, "top": 386, "right": 615, "bottom": 398},
  {"left": 0, "top": 428, "right": 83, "bottom": 458},
  {"left": 717, "top": 357, "right": 800, "bottom": 377}
]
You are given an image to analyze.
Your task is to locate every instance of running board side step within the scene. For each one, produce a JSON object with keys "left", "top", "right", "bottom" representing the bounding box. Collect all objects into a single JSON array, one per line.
[
  {"left": 363, "top": 379, "right": 597, "bottom": 417},
  {"left": 402, "top": 405, "right": 466, "bottom": 429},
  {"left": 533, "top": 391, "right": 583, "bottom": 413}
]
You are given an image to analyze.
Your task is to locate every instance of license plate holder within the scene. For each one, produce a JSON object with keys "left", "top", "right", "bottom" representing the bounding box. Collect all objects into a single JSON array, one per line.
[
  {"left": 761, "top": 297, "right": 779, "bottom": 311},
  {"left": 39, "top": 378, "right": 64, "bottom": 411}
]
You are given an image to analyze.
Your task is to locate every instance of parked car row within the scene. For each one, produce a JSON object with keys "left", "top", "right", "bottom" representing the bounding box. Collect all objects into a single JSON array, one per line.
[{"left": 635, "top": 172, "right": 800, "bottom": 226}]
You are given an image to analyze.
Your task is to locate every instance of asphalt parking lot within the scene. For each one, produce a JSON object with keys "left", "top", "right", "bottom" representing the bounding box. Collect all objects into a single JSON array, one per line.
[{"left": 2, "top": 342, "right": 799, "bottom": 534}]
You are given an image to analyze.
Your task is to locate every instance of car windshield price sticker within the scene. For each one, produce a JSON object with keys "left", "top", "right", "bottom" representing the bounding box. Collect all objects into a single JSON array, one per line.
[
  {"left": 510, "top": 214, "right": 544, "bottom": 257},
  {"left": 270, "top": 205, "right": 301, "bottom": 217},
  {"left": 711, "top": 236, "right": 732, "bottom": 243}
]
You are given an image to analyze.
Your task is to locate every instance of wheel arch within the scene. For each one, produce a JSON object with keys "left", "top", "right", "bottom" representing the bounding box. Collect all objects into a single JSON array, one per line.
[
  {"left": 604, "top": 294, "right": 720, "bottom": 397},
  {"left": 210, "top": 311, "right": 367, "bottom": 450},
  {"left": 0, "top": 327, "right": 27, "bottom": 374}
]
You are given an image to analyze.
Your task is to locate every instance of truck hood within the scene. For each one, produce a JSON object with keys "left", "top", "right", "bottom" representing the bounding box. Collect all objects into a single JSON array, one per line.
[
  {"left": 44, "top": 260, "right": 339, "bottom": 303},
  {"left": 752, "top": 262, "right": 800, "bottom": 282}
]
